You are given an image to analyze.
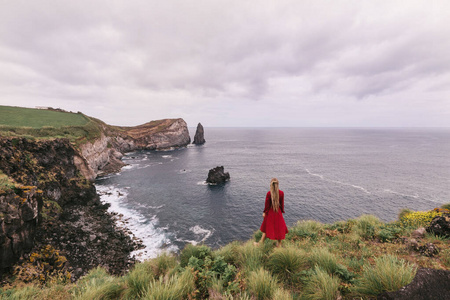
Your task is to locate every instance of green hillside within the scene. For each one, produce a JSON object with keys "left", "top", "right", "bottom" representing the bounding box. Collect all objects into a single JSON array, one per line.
[
  {"left": 0, "top": 106, "right": 89, "bottom": 128},
  {"left": 0, "top": 106, "right": 102, "bottom": 144}
]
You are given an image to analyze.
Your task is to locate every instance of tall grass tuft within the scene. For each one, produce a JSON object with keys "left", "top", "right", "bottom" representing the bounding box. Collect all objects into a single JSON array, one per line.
[
  {"left": 287, "top": 220, "right": 323, "bottom": 241},
  {"left": 354, "top": 214, "right": 381, "bottom": 239},
  {"left": 355, "top": 255, "right": 416, "bottom": 296},
  {"left": 151, "top": 253, "right": 178, "bottom": 278},
  {"left": 213, "top": 241, "right": 240, "bottom": 266},
  {"left": 237, "top": 242, "right": 264, "bottom": 273},
  {"left": 0, "top": 285, "right": 41, "bottom": 300},
  {"left": 273, "top": 288, "right": 293, "bottom": 300},
  {"left": 308, "top": 248, "right": 338, "bottom": 275},
  {"left": 142, "top": 268, "right": 195, "bottom": 300},
  {"left": 179, "top": 244, "right": 212, "bottom": 267},
  {"left": 246, "top": 268, "right": 278, "bottom": 300},
  {"left": 124, "top": 261, "right": 155, "bottom": 299},
  {"left": 72, "top": 267, "right": 125, "bottom": 300},
  {"left": 302, "top": 266, "right": 341, "bottom": 300},
  {"left": 267, "top": 245, "right": 307, "bottom": 284}
]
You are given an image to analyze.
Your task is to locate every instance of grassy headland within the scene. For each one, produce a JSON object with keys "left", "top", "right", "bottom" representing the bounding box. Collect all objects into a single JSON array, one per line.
[
  {"left": 1, "top": 205, "right": 448, "bottom": 299},
  {"left": 0, "top": 106, "right": 102, "bottom": 145}
]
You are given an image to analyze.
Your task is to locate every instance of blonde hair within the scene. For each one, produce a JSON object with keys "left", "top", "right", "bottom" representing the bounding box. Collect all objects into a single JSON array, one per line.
[{"left": 270, "top": 178, "right": 280, "bottom": 212}]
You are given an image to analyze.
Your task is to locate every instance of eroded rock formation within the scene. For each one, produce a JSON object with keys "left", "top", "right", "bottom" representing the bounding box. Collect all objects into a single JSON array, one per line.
[
  {"left": 426, "top": 213, "right": 450, "bottom": 238},
  {"left": 193, "top": 123, "right": 205, "bottom": 145},
  {"left": 206, "top": 166, "right": 230, "bottom": 184}
]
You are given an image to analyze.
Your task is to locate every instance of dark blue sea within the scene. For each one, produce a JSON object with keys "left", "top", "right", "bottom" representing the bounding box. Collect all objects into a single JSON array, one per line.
[{"left": 95, "top": 128, "right": 450, "bottom": 259}]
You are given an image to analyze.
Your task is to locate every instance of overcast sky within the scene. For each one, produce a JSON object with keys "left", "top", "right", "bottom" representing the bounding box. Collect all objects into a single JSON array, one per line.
[{"left": 1, "top": 1, "right": 449, "bottom": 127}]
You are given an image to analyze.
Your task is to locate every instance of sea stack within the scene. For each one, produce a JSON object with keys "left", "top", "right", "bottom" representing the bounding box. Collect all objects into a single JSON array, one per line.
[
  {"left": 206, "top": 166, "right": 230, "bottom": 184},
  {"left": 193, "top": 123, "right": 205, "bottom": 145}
]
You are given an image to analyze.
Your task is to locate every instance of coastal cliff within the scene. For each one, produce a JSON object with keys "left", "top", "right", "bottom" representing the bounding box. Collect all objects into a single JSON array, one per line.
[
  {"left": 0, "top": 107, "right": 192, "bottom": 278},
  {"left": 78, "top": 118, "right": 190, "bottom": 179}
]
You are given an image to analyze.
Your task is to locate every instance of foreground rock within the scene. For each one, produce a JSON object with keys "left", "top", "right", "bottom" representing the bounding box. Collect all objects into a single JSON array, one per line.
[
  {"left": 377, "top": 268, "right": 450, "bottom": 300},
  {"left": 206, "top": 166, "right": 230, "bottom": 184},
  {"left": 426, "top": 213, "right": 450, "bottom": 238},
  {"left": 193, "top": 123, "right": 205, "bottom": 145}
]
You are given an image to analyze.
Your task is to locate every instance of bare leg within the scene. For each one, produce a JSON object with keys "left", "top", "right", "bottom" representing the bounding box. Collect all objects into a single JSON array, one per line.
[
  {"left": 276, "top": 240, "right": 282, "bottom": 247},
  {"left": 254, "top": 233, "right": 266, "bottom": 246}
]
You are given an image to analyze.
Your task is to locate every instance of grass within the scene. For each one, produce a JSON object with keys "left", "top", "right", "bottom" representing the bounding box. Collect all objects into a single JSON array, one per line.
[
  {"left": 0, "top": 170, "right": 15, "bottom": 192},
  {"left": 0, "top": 106, "right": 89, "bottom": 128},
  {"left": 354, "top": 255, "right": 416, "bottom": 296},
  {"left": 246, "top": 268, "right": 278, "bottom": 300},
  {"left": 302, "top": 266, "right": 341, "bottom": 300},
  {"left": 1, "top": 207, "right": 449, "bottom": 299}
]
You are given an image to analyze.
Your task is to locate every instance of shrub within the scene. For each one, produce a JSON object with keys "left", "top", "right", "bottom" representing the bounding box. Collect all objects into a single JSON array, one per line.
[
  {"left": 179, "top": 244, "right": 212, "bottom": 267},
  {"left": 287, "top": 220, "right": 323, "bottom": 241},
  {"left": 377, "top": 223, "right": 404, "bottom": 242},
  {"left": 302, "top": 266, "right": 341, "bottom": 300},
  {"left": 0, "top": 285, "right": 41, "bottom": 299},
  {"left": 400, "top": 210, "right": 442, "bottom": 228},
  {"left": 398, "top": 208, "right": 413, "bottom": 220},
  {"left": 326, "top": 219, "right": 355, "bottom": 234},
  {"left": 354, "top": 215, "right": 382, "bottom": 239},
  {"left": 246, "top": 268, "right": 278, "bottom": 300},
  {"left": 355, "top": 255, "right": 416, "bottom": 296},
  {"left": 267, "top": 245, "right": 307, "bottom": 284},
  {"left": 441, "top": 203, "right": 450, "bottom": 210}
]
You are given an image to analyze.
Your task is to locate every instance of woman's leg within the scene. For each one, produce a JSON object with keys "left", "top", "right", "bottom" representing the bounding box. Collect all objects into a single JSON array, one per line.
[
  {"left": 276, "top": 239, "right": 282, "bottom": 247},
  {"left": 254, "top": 233, "right": 266, "bottom": 245}
]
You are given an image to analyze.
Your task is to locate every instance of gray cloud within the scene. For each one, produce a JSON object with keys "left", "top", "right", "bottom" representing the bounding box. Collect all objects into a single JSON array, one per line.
[{"left": 0, "top": 0, "right": 449, "bottom": 126}]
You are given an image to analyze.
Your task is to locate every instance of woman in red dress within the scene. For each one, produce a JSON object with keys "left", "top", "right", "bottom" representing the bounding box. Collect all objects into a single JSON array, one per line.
[{"left": 254, "top": 178, "right": 288, "bottom": 247}]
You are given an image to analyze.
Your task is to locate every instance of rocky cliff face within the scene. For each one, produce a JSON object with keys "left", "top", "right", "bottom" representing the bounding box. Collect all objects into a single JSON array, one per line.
[
  {"left": 0, "top": 138, "right": 136, "bottom": 278},
  {"left": 78, "top": 118, "right": 190, "bottom": 179},
  {"left": 0, "top": 187, "right": 41, "bottom": 274}
]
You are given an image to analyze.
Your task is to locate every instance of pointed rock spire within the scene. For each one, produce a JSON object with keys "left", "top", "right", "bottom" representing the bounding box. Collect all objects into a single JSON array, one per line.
[{"left": 193, "top": 123, "right": 205, "bottom": 145}]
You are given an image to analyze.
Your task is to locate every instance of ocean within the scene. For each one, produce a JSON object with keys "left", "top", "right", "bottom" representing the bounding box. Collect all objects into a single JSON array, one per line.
[{"left": 95, "top": 128, "right": 450, "bottom": 260}]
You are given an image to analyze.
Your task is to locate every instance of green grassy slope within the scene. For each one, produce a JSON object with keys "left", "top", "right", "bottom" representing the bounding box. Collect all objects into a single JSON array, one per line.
[
  {"left": 0, "top": 106, "right": 89, "bottom": 128},
  {"left": 1, "top": 206, "right": 449, "bottom": 299},
  {"left": 0, "top": 106, "right": 102, "bottom": 143}
]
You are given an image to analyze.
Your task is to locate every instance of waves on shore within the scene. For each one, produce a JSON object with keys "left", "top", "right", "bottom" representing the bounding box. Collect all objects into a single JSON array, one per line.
[{"left": 95, "top": 184, "right": 178, "bottom": 261}]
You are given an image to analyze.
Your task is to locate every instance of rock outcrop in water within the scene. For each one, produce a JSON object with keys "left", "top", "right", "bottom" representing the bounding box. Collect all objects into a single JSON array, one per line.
[
  {"left": 206, "top": 166, "right": 230, "bottom": 184},
  {"left": 193, "top": 123, "right": 205, "bottom": 145}
]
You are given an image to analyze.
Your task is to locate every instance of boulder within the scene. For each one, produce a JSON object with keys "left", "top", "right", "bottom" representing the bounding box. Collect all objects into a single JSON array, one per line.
[
  {"left": 426, "top": 213, "right": 450, "bottom": 238},
  {"left": 377, "top": 268, "right": 450, "bottom": 300},
  {"left": 206, "top": 166, "right": 230, "bottom": 184},
  {"left": 411, "top": 227, "right": 426, "bottom": 239},
  {"left": 193, "top": 123, "right": 206, "bottom": 145}
]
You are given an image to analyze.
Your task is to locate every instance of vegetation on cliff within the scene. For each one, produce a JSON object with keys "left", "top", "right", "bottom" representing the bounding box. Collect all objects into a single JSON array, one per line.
[{"left": 1, "top": 205, "right": 448, "bottom": 299}]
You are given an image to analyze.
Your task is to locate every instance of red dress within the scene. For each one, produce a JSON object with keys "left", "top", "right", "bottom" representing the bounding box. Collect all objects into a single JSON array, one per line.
[{"left": 259, "top": 190, "right": 288, "bottom": 240}]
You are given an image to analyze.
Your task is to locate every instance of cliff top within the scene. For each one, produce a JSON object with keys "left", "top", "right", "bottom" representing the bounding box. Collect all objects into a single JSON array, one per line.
[{"left": 0, "top": 105, "right": 184, "bottom": 147}]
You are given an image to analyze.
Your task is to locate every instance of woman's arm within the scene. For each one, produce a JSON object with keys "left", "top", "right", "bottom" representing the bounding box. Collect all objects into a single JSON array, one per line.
[
  {"left": 263, "top": 192, "right": 271, "bottom": 214},
  {"left": 281, "top": 191, "right": 285, "bottom": 213}
]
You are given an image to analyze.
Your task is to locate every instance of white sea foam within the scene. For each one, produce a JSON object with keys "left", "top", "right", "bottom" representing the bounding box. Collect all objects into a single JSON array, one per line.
[
  {"left": 305, "top": 168, "right": 370, "bottom": 194},
  {"left": 162, "top": 155, "right": 172, "bottom": 159},
  {"left": 95, "top": 184, "right": 178, "bottom": 261},
  {"left": 180, "top": 225, "right": 213, "bottom": 246},
  {"left": 197, "top": 181, "right": 209, "bottom": 185},
  {"left": 384, "top": 189, "right": 419, "bottom": 199}
]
